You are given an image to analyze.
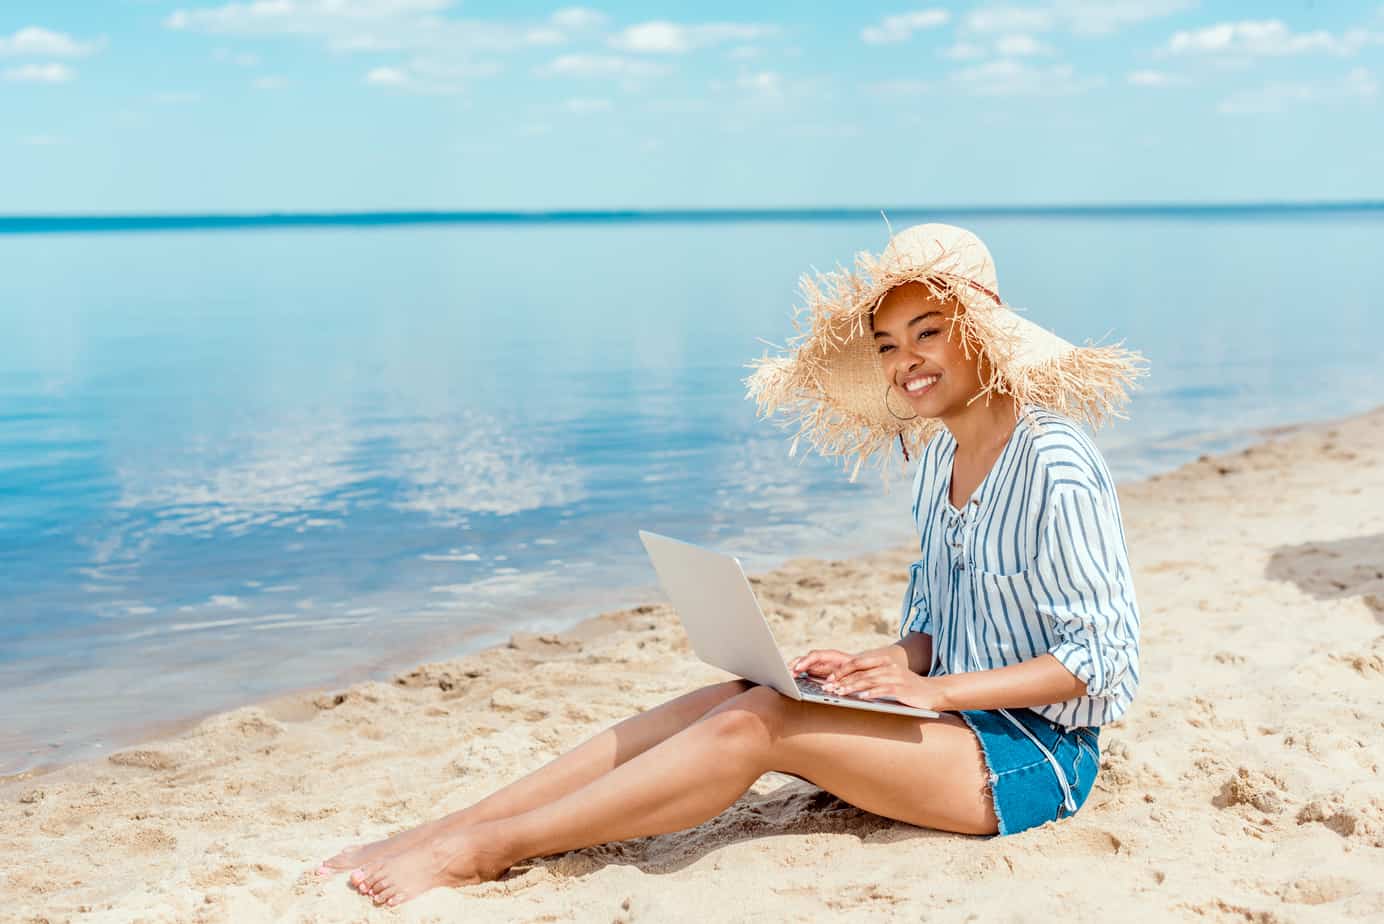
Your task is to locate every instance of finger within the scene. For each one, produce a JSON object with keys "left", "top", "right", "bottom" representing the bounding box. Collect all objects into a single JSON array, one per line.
[
  {"left": 797, "top": 651, "right": 843, "bottom": 676},
  {"left": 839, "top": 673, "right": 896, "bottom": 698},
  {"left": 833, "top": 666, "right": 894, "bottom": 694},
  {"left": 829, "top": 655, "right": 887, "bottom": 682}
]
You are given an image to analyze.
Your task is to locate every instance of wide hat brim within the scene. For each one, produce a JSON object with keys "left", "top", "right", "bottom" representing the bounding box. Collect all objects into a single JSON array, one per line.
[{"left": 745, "top": 223, "right": 1147, "bottom": 482}]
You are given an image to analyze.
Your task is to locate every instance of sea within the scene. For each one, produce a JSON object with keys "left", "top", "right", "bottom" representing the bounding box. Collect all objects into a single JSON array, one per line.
[{"left": 3, "top": 206, "right": 1382, "bottom": 776}]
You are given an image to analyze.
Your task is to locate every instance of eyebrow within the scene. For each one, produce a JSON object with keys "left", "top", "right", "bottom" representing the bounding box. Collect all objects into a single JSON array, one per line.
[{"left": 873, "top": 310, "right": 942, "bottom": 339}]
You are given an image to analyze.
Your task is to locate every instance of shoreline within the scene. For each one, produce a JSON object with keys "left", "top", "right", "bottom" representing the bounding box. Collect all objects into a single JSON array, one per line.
[
  {"left": 4, "top": 405, "right": 1383, "bottom": 921},
  {"left": 0, "top": 409, "right": 1350, "bottom": 787}
]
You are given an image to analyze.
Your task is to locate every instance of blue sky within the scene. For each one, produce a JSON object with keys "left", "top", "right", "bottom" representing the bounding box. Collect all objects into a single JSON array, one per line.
[{"left": 2, "top": 1, "right": 1382, "bottom": 212}]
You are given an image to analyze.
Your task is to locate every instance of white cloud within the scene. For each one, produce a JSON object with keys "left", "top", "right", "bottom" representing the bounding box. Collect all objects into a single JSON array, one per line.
[
  {"left": 550, "top": 7, "right": 606, "bottom": 30},
  {"left": 252, "top": 74, "right": 287, "bottom": 89},
  {"left": 1127, "top": 68, "right": 1187, "bottom": 87},
  {"left": 366, "top": 65, "right": 410, "bottom": 86},
  {"left": 166, "top": 0, "right": 578, "bottom": 62},
  {"left": 0, "top": 26, "right": 102, "bottom": 57},
  {"left": 1056, "top": 0, "right": 1196, "bottom": 36},
  {"left": 609, "top": 20, "right": 776, "bottom": 54},
  {"left": 965, "top": 0, "right": 1194, "bottom": 36},
  {"left": 1166, "top": 20, "right": 1383, "bottom": 58},
  {"left": 20, "top": 133, "right": 62, "bottom": 145},
  {"left": 1218, "top": 67, "right": 1377, "bottom": 114},
  {"left": 563, "top": 96, "right": 611, "bottom": 114},
  {"left": 153, "top": 90, "right": 202, "bottom": 103},
  {"left": 995, "top": 33, "right": 1053, "bottom": 56},
  {"left": 537, "top": 53, "right": 668, "bottom": 78},
  {"left": 942, "top": 41, "right": 987, "bottom": 60},
  {"left": 363, "top": 56, "right": 497, "bottom": 93},
  {"left": 2, "top": 62, "right": 75, "bottom": 83},
  {"left": 860, "top": 10, "right": 950, "bottom": 44},
  {"left": 165, "top": 0, "right": 452, "bottom": 34},
  {"left": 736, "top": 70, "right": 782, "bottom": 97},
  {"left": 950, "top": 58, "right": 1102, "bottom": 95},
  {"left": 964, "top": 6, "right": 1054, "bottom": 34},
  {"left": 727, "top": 45, "right": 760, "bottom": 60}
]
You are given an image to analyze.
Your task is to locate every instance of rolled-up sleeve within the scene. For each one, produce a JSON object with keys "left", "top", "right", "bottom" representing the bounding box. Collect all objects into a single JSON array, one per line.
[
  {"left": 899, "top": 559, "right": 931, "bottom": 639},
  {"left": 1033, "top": 486, "right": 1141, "bottom": 700}
]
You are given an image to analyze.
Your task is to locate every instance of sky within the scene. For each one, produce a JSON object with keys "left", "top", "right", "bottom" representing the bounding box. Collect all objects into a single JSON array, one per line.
[{"left": 2, "top": 1, "right": 1383, "bottom": 212}]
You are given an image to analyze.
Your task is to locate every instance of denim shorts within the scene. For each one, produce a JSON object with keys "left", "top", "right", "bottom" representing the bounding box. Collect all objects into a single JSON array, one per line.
[{"left": 957, "top": 707, "right": 1100, "bottom": 836}]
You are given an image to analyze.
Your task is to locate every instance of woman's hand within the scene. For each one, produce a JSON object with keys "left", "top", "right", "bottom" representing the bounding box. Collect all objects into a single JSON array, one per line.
[
  {"left": 790, "top": 644, "right": 910, "bottom": 679},
  {"left": 822, "top": 652, "right": 952, "bottom": 711},
  {"left": 788, "top": 648, "right": 853, "bottom": 678}
]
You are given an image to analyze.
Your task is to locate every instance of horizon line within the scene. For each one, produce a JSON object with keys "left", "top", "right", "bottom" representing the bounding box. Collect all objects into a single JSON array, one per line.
[{"left": 2, "top": 199, "right": 1382, "bottom": 234}]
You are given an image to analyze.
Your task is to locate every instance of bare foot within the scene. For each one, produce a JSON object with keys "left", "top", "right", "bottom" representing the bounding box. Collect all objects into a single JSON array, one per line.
[
  {"left": 349, "top": 826, "right": 512, "bottom": 907},
  {"left": 317, "top": 819, "right": 445, "bottom": 877}
]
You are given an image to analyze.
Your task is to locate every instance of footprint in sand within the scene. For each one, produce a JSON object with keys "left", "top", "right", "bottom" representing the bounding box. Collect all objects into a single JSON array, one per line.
[
  {"left": 1277, "top": 876, "right": 1360, "bottom": 906},
  {"left": 1213, "top": 767, "right": 1287, "bottom": 816}
]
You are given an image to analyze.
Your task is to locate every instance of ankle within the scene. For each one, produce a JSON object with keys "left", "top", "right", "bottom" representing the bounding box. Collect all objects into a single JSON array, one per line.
[{"left": 470, "top": 818, "right": 524, "bottom": 869}]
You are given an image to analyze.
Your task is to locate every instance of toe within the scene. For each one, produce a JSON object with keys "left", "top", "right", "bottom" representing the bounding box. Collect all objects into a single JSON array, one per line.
[
  {"left": 351, "top": 864, "right": 379, "bottom": 893},
  {"left": 363, "top": 865, "right": 389, "bottom": 892}
]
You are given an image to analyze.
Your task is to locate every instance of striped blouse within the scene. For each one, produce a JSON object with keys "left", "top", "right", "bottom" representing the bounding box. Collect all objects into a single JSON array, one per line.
[{"left": 899, "top": 405, "right": 1142, "bottom": 728}]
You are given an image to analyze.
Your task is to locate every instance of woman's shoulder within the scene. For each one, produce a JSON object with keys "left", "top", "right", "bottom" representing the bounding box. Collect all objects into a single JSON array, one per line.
[{"left": 1013, "top": 404, "right": 1118, "bottom": 498}]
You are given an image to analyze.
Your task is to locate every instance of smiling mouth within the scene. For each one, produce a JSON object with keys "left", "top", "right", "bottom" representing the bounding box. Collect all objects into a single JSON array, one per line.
[{"left": 900, "top": 373, "right": 941, "bottom": 396}]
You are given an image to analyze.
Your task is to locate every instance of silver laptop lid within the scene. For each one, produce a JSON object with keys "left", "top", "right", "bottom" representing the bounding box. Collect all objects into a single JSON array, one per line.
[{"left": 637, "top": 530, "right": 802, "bottom": 697}]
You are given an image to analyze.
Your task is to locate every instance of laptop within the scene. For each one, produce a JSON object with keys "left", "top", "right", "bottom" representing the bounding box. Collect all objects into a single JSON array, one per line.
[{"left": 638, "top": 530, "right": 939, "bottom": 719}]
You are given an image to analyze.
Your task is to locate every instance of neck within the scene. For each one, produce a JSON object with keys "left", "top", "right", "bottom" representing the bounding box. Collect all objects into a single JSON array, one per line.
[{"left": 941, "top": 393, "right": 1020, "bottom": 452}]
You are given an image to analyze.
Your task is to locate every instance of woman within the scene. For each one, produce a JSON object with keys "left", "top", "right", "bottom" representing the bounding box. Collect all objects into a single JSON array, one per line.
[{"left": 317, "top": 223, "right": 1146, "bottom": 907}]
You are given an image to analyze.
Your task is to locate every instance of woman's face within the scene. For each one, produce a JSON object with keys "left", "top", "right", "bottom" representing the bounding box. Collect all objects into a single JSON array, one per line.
[{"left": 872, "top": 281, "right": 984, "bottom": 420}]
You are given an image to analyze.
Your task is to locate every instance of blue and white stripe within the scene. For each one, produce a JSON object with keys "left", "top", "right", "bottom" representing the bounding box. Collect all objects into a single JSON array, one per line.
[{"left": 899, "top": 404, "right": 1142, "bottom": 728}]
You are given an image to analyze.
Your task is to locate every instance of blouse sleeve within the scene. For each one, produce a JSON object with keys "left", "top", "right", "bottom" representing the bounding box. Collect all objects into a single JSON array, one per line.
[
  {"left": 899, "top": 559, "right": 931, "bottom": 639},
  {"left": 1032, "top": 485, "right": 1141, "bottom": 700}
]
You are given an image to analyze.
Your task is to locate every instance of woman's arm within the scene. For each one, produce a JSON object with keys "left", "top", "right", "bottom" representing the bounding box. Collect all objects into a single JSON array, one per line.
[
  {"left": 929, "top": 653, "right": 1087, "bottom": 712},
  {"left": 888, "top": 631, "right": 932, "bottom": 675},
  {"left": 825, "top": 650, "right": 1086, "bottom": 712}
]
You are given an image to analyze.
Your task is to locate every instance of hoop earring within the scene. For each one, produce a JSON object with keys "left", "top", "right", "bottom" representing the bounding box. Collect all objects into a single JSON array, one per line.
[{"left": 884, "top": 384, "right": 918, "bottom": 422}]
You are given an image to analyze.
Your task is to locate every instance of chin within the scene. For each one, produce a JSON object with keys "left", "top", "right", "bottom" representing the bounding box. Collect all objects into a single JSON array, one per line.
[{"left": 904, "top": 389, "right": 948, "bottom": 417}]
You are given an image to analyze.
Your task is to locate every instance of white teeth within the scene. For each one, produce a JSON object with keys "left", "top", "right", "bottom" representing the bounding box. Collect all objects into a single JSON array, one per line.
[{"left": 904, "top": 375, "right": 939, "bottom": 393}]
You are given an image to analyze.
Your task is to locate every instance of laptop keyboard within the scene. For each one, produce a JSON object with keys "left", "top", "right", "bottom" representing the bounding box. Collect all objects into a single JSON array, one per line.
[
  {"left": 795, "top": 674, "right": 901, "bottom": 705},
  {"left": 796, "top": 675, "right": 855, "bottom": 699}
]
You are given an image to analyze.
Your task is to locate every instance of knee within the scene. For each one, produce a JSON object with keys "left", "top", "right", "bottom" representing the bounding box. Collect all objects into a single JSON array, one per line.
[{"left": 701, "top": 685, "right": 789, "bottom": 743}]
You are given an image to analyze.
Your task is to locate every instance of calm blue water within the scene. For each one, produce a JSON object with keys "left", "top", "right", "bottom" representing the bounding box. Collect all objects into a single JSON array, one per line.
[{"left": 2, "top": 213, "right": 1381, "bottom": 774}]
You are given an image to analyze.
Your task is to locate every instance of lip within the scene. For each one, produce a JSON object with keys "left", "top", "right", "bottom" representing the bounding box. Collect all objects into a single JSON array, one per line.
[{"left": 898, "top": 372, "right": 941, "bottom": 398}]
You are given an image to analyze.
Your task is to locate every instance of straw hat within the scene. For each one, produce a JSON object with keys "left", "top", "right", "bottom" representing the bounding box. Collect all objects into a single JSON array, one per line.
[{"left": 744, "top": 223, "right": 1146, "bottom": 481}]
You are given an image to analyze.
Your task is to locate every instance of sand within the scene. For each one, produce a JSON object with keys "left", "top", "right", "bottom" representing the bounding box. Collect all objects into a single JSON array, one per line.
[{"left": 3, "top": 408, "right": 1383, "bottom": 923}]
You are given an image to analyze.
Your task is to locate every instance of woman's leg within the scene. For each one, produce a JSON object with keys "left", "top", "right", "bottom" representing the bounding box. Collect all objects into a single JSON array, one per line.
[
  {"left": 352, "top": 686, "right": 995, "bottom": 906},
  {"left": 319, "top": 679, "right": 752, "bottom": 873}
]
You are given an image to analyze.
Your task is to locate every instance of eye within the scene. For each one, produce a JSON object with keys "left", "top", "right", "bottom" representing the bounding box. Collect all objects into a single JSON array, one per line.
[
  {"left": 877, "top": 343, "right": 895, "bottom": 354},
  {"left": 917, "top": 328, "right": 940, "bottom": 341}
]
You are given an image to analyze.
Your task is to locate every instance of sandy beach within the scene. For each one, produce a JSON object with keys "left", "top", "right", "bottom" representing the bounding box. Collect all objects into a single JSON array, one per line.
[{"left": 3, "top": 408, "right": 1382, "bottom": 923}]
